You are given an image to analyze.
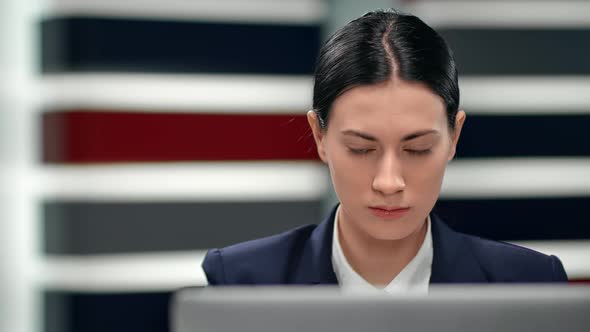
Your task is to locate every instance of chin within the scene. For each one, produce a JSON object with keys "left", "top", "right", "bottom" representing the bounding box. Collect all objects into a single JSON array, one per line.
[
  {"left": 363, "top": 216, "right": 425, "bottom": 242},
  {"left": 366, "top": 227, "right": 418, "bottom": 241}
]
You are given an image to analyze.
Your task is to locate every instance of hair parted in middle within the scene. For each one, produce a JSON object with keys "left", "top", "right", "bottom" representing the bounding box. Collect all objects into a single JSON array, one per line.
[{"left": 312, "top": 9, "right": 460, "bottom": 130}]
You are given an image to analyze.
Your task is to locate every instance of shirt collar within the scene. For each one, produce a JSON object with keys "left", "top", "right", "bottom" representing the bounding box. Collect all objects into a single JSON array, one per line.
[{"left": 331, "top": 205, "right": 433, "bottom": 294}]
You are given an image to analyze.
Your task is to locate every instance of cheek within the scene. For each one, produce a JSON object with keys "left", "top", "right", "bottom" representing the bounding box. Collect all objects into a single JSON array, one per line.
[
  {"left": 406, "top": 152, "right": 448, "bottom": 197},
  {"left": 326, "top": 145, "right": 372, "bottom": 195}
]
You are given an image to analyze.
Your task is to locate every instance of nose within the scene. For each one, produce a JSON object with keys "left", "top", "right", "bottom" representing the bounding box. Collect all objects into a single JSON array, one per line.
[{"left": 371, "top": 152, "right": 406, "bottom": 195}]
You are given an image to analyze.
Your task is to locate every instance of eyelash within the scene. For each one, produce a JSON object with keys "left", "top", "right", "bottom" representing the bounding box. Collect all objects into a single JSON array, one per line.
[
  {"left": 348, "top": 148, "right": 374, "bottom": 155},
  {"left": 348, "top": 148, "right": 431, "bottom": 156},
  {"left": 406, "top": 149, "right": 432, "bottom": 156}
]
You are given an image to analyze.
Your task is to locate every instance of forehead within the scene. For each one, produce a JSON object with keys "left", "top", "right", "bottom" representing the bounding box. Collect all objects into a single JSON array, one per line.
[{"left": 328, "top": 80, "right": 447, "bottom": 137}]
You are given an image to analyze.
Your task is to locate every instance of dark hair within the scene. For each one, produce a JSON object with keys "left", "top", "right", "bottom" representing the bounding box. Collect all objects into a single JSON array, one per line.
[{"left": 312, "top": 9, "right": 460, "bottom": 130}]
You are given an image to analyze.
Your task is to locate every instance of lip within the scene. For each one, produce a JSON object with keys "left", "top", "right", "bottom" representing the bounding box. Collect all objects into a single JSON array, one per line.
[{"left": 368, "top": 206, "right": 410, "bottom": 219}]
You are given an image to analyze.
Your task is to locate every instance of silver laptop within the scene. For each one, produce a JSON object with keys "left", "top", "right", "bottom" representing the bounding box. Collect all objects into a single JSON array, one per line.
[{"left": 172, "top": 285, "right": 590, "bottom": 332}]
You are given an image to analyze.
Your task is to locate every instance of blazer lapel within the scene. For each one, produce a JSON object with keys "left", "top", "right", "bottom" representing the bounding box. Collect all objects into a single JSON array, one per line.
[
  {"left": 429, "top": 214, "right": 489, "bottom": 283},
  {"left": 291, "top": 208, "right": 488, "bottom": 285},
  {"left": 290, "top": 206, "right": 339, "bottom": 285}
]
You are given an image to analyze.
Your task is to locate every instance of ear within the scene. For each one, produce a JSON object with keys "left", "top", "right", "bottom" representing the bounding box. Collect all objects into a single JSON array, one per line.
[
  {"left": 307, "top": 110, "right": 328, "bottom": 163},
  {"left": 448, "top": 110, "right": 466, "bottom": 161}
]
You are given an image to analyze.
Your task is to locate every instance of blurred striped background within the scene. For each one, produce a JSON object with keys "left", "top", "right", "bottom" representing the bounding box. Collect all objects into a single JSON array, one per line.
[{"left": 1, "top": 0, "right": 590, "bottom": 331}]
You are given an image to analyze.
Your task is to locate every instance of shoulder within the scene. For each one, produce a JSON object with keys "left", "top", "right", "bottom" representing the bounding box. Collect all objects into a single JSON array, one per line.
[
  {"left": 202, "top": 223, "right": 318, "bottom": 285},
  {"left": 459, "top": 231, "right": 568, "bottom": 282}
]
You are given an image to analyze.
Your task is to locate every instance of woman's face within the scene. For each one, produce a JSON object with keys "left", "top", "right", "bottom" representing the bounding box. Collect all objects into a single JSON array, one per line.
[{"left": 309, "top": 79, "right": 465, "bottom": 242}]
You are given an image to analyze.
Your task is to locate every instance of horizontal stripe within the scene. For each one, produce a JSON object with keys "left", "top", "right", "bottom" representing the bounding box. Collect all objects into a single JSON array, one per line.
[
  {"left": 570, "top": 280, "right": 590, "bottom": 284},
  {"left": 460, "top": 77, "right": 590, "bottom": 113},
  {"left": 42, "top": 251, "right": 208, "bottom": 291},
  {"left": 37, "top": 162, "right": 327, "bottom": 201},
  {"left": 40, "top": 240, "right": 590, "bottom": 292},
  {"left": 41, "top": 74, "right": 590, "bottom": 113},
  {"left": 40, "top": 111, "right": 590, "bottom": 163},
  {"left": 442, "top": 158, "right": 590, "bottom": 198},
  {"left": 41, "top": 74, "right": 313, "bottom": 112},
  {"left": 45, "top": 112, "right": 590, "bottom": 162},
  {"left": 43, "top": 200, "right": 322, "bottom": 254},
  {"left": 454, "top": 114, "right": 590, "bottom": 158},
  {"left": 47, "top": 0, "right": 326, "bottom": 24},
  {"left": 439, "top": 28, "right": 590, "bottom": 75},
  {"left": 408, "top": 1, "right": 590, "bottom": 28},
  {"left": 434, "top": 197, "right": 590, "bottom": 241},
  {"left": 35, "top": 158, "right": 590, "bottom": 200},
  {"left": 42, "top": 111, "right": 318, "bottom": 163},
  {"left": 40, "top": 16, "right": 590, "bottom": 76},
  {"left": 41, "top": 17, "right": 320, "bottom": 74},
  {"left": 44, "top": 291, "right": 171, "bottom": 332},
  {"left": 512, "top": 240, "right": 590, "bottom": 280}
]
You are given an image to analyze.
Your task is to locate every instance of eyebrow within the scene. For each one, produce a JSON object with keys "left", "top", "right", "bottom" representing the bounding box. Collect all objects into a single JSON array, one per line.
[
  {"left": 341, "top": 129, "right": 439, "bottom": 142},
  {"left": 402, "top": 129, "right": 439, "bottom": 141}
]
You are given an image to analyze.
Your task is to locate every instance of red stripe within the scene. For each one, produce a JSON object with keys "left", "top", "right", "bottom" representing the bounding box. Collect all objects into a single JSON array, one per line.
[
  {"left": 569, "top": 280, "right": 590, "bottom": 284},
  {"left": 42, "top": 111, "right": 319, "bottom": 163}
]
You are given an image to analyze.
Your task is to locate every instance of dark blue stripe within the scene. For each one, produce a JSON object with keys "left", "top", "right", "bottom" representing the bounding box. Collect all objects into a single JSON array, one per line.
[
  {"left": 434, "top": 197, "right": 590, "bottom": 241},
  {"left": 456, "top": 114, "right": 590, "bottom": 158},
  {"left": 44, "top": 291, "right": 171, "bottom": 332},
  {"left": 440, "top": 28, "right": 590, "bottom": 75},
  {"left": 40, "top": 17, "right": 321, "bottom": 74},
  {"left": 40, "top": 21, "right": 590, "bottom": 76}
]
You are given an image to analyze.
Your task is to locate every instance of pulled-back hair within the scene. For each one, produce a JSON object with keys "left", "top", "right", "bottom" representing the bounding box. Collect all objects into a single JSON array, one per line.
[{"left": 312, "top": 9, "right": 460, "bottom": 130}]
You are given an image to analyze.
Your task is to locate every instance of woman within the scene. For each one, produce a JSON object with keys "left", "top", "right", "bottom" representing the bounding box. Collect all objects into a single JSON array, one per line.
[{"left": 202, "top": 9, "right": 567, "bottom": 290}]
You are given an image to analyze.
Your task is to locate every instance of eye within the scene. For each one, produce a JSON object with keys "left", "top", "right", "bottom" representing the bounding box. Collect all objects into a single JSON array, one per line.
[
  {"left": 348, "top": 148, "right": 374, "bottom": 155},
  {"left": 406, "top": 149, "right": 431, "bottom": 156}
]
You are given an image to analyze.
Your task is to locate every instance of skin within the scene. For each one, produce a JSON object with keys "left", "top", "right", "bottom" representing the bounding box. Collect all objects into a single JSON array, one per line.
[{"left": 308, "top": 78, "right": 466, "bottom": 286}]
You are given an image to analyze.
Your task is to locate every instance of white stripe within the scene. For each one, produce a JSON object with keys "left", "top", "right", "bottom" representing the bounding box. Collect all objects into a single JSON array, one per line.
[
  {"left": 37, "top": 159, "right": 590, "bottom": 200},
  {"left": 510, "top": 240, "right": 590, "bottom": 280},
  {"left": 37, "top": 162, "right": 328, "bottom": 202},
  {"left": 44, "top": 0, "right": 326, "bottom": 24},
  {"left": 41, "top": 73, "right": 313, "bottom": 113},
  {"left": 460, "top": 77, "right": 590, "bottom": 114},
  {"left": 442, "top": 158, "right": 590, "bottom": 198},
  {"left": 41, "top": 251, "right": 208, "bottom": 292},
  {"left": 42, "top": 74, "right": 590, "bottom": 114},
  {"left": 406, "top": 1, "right": 590, "bottom": 28},
  {"left": 39, "top": 241, "right": 590, "bottom": 292}
]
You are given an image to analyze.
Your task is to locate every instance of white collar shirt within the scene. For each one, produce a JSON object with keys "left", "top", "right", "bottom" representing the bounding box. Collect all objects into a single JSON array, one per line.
[{"left": 331, "top": 205, "right": 433, "bottom": 294}]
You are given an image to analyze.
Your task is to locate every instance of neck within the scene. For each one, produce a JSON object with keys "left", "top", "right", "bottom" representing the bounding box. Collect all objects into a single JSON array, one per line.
[{"left": 337, "top": 211, "right": 428, "bottom": 286}]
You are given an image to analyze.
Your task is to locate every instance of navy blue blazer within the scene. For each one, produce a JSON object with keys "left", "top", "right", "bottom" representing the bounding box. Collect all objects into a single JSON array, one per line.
[{"left": 202, "top": 206, "right": 568, "bottom": 285}]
